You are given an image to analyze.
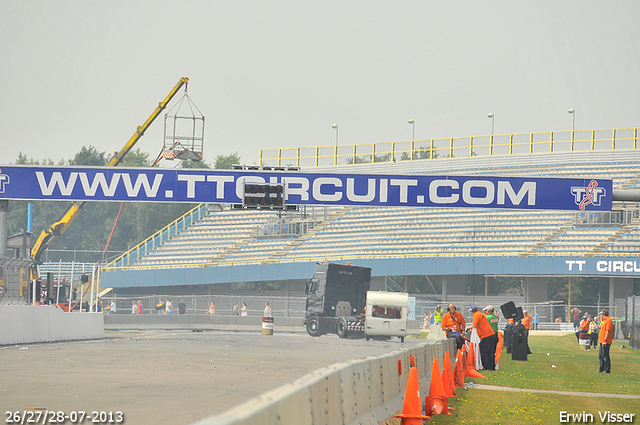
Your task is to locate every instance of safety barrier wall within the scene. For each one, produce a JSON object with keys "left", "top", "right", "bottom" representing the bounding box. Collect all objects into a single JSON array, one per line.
[
  {"left": 0, "top": 305, "right": 104, "bottom": 345},
  {"left": 103, "top": 314, "right": 423, "bottom": 335},
  {"left": 192, "top": 338, "right": 455, "bottom": 425},
  {"left": 104, "top": 314, "right": 303, "bottom": 332}
]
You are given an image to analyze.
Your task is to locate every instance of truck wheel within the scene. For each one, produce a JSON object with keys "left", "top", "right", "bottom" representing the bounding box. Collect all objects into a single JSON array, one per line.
[
  {"left": 306, "top": 316, "right": 321, "bottom": 337},
  {"left": 336, "top": 317, "right": 348, "bottom": 339}
]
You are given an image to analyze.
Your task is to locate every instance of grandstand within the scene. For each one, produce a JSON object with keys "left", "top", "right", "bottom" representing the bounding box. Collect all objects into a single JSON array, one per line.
[
  {"left": 106, "top": 149, "right": 640, "bottom": 269},
  {"left": 37, "top": 261, "right": 95, "bottom": 281},
  {"left": 87, "top": 128, "right": 637, "bottom": 318}
]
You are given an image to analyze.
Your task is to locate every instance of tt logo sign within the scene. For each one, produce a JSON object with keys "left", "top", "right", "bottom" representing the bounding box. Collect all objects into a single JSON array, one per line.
[{"left": 0, "top": 173, "right": 10, "bottom": 193}]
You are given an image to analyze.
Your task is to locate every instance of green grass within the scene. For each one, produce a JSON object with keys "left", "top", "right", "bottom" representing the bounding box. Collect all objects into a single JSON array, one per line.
[
  {"left": 426, "top": 390, "right": 639, "bottom": 424},
  {"left": 487, "top": 334, "right": 640, "bottom": 395},
  {"left": 421, "top": 334, "right": 640, "bottom": 424}
]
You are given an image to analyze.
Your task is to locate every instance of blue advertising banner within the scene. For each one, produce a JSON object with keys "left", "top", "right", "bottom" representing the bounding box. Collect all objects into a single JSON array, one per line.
[{"left": 0, "top": 165, "right": 612, "bottom": 211}]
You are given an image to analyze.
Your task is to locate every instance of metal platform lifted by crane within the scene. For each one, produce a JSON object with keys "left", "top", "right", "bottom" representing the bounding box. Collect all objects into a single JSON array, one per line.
[
  {"left": 161, "top": 84, "right": 205, "bottom": 161},
  {"left": 28, "top": 77, "right": 202, "bottom": 286}
]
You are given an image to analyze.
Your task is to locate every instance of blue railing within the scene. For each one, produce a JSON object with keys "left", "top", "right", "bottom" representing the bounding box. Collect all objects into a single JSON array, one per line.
[{"left": 107, "top": 204, "right": 208, "bottom": 268}]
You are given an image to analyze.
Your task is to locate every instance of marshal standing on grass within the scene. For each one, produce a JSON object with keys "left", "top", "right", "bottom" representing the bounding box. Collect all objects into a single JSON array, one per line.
[
  {"left": 484, "top": 305, "right": 499, "bottom": 333},
  {"left": 597, "top": 309, "right": 613, "bottom": 374},
  {"left": 467, "top": 306, "right": 498, "bottom": 371}
]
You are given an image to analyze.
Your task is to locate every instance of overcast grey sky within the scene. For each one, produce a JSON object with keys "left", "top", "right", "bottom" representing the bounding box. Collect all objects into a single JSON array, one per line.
[{"left": 1, "top": 1, "right": 639, "bottom": 167}]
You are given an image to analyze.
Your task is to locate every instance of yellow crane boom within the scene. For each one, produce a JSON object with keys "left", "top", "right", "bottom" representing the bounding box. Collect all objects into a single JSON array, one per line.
[{"left": 30, "top": 77, "right": 189, "bottom": 270}]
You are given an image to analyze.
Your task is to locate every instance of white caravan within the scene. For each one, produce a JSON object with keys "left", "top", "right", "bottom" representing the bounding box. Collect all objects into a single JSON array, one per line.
[{"left": 365, "top": 291, "right": 409, "bottom": 342}]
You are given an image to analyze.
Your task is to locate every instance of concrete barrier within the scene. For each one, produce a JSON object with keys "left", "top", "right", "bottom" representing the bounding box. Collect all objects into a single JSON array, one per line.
[
  {"left": 103, "top": 314, "right": 305, "bottom": 332},
  {"left": 104, "top": 315, "right": 423, "bottom": 335},
  {"left": 191, "top": 338, "right": 456, "bottom": 425},
  {"left": 536, "top": 322, "right": 575, "bottom": 331},
  {"left": 0, "top": 305, "right": 104, "bottom": 345}
]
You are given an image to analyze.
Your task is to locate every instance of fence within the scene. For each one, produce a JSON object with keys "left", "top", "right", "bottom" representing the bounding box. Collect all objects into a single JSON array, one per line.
[
  {"left": 101, "top": 294, "right": 308, "bottom": 318},
  {"left": 412, "top": 297, "right": 615, "bottom": 331},
  {"left": 0, "top": 258, "right": 33, "bottom": 305},
  {"left": 102, "top": 293, "right": 615, "bottom": 330},
  {"left": 573, "top": 210, "right": 640, "bottom": 226},
  {"left": 260, "top": 127, "right": 640, "bottom": 167},
  {"left": 40, "top": 249, "right": 125, "bottom": 264}
]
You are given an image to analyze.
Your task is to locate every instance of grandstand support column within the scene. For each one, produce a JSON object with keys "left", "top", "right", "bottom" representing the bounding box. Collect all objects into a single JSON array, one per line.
[
  {"left": 609, "top": 277, "right": 633, "bottom": 317},
  {"left": 0, "top": 200, "right": 8, "bottom": 259},
  {"left": 523, "top": 277, "right": 548, "bottom": 304},
  {"left": 370, "top": 276, "right": 386, "bottom": 292},
  {"left": 284, "top": 280, "right": 290, "bottom": 318},
  {"left": 442, "top": 275, "right": 466, "bottom": 301}
]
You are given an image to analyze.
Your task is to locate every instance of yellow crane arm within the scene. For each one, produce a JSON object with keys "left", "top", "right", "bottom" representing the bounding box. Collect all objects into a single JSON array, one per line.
[
  {"left": 30, "top": 202, "right": 84, "bottom": 266},
  {"left": 30, "top": 77, "right": 189, "bottom": 266},
  {"left": 108, "top": 77, "right": 188, "bottom": 167}
]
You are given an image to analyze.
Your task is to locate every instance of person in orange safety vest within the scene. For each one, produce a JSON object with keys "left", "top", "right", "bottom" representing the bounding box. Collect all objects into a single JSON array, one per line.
[
  {"left": 597, "top": 309, "right": 613, "bottom": 373},
  {"left": 575, "top": 314, "right": 589, "bottom": 343},
  {"left": 441, "top": 303, "right": 466, "bottom": 350},
  {"left": 467, "top": 306, "right": 497, "bottom": 370}
]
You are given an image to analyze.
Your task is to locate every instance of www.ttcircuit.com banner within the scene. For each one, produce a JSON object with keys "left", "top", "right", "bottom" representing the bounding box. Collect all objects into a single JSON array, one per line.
[{"left": 0, "top": 165, "right": 612, "bottom": 211}]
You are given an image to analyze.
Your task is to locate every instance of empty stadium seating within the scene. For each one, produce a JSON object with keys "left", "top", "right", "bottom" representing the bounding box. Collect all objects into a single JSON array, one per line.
[{"left": 104, "top": 153, "right": 640, "bottom": 269}]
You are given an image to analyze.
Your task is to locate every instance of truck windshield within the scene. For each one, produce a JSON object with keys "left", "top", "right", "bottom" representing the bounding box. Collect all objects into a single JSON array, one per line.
[{"left": 307, "top": 279, "right": 319, "bottom": 294}]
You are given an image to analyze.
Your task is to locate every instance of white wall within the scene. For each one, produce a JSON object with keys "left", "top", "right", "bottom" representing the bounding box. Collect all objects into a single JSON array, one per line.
[{"left": 0, "top": 305, "right": 104, "bottom": 345}]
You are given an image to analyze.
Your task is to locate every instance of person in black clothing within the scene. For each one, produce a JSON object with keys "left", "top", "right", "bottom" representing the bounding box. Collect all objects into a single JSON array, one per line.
[
  {"left": 155, "top": 298, "right": 165, "bottom": 315},
  {"left": 178, "top": 299, "right": 187, "bottom": 315}
]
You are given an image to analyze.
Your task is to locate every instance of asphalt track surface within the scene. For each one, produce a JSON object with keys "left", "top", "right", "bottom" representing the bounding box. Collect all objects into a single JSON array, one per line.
[{"left": 2, "top": 330, "right": 421, "bottom": 425}]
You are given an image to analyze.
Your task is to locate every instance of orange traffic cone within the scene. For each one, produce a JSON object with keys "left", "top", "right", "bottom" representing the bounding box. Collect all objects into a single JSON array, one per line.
[
  {"left": 495, "top": 331, "right": 504, "bottom": 366},
  {"left": 461, "top": 343, "right": 467, "bottom": 368},
  {"left": 453, "top": 350, "right": 465, "bottom": 387},
  {"left": 442, "top": 351, "right": 457, "bottom": 398},
  {"left": 465, "top": 343, "right": 475, "bottom": 369},
  {"left": 464, "top": 343, "right": 486, "bottom": 379},
  {"left": 425, "top": 358, "right": 451, "bottom": 416},
  {"left": 393, "top": 366, "right": 431, "bottom": 424}
]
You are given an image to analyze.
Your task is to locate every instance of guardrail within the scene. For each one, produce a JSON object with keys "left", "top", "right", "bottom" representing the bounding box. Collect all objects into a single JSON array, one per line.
[
  {"left": 107, "top": 203, "right": 207, "bottom": 268},
  {"left": 192, "top": 338, "right": 456, "bottom": 425},
  {"left": 260, "top": 127, "right": 640, "bottom": 167}
]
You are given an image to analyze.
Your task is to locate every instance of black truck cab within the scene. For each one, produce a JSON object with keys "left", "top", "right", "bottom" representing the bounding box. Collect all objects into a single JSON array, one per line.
[{"left": 304, "top": 262, "right": 371, "bottom": 338}]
